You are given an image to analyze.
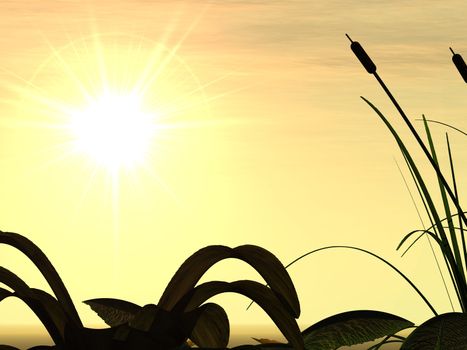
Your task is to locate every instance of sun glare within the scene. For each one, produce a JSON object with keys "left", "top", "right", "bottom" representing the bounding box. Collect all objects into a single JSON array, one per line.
[{"left": 69, "top": 92, "right": 157, "bottom": 172}]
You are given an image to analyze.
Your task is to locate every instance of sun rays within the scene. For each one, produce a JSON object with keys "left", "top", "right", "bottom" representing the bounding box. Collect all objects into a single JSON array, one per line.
[
  {"left": 2, "top": 30, "right": 216, "bottom": 183},
  {"left": 68, "top": 91, "right": 158, "bottom": 172},
  {"left": 0, "top": 20, "right": 230, "bottom": 282}
]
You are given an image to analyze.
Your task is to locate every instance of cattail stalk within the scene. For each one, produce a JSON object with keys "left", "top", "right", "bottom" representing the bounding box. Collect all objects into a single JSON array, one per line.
[
  {"left": 450, "top": 47, "right": 467, "bottom": 83},
  {"left": 346, "top": 34, "right": 467, "bottom": 228}
]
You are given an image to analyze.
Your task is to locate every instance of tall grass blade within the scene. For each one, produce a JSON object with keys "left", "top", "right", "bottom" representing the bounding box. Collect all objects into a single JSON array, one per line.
[
  {"left": 397, "top": 230, "right": 444, "bottom": 254},
  {"left": 370, "top": 73, "right": 467, "bottom": 228},
  {"left": 401, "top": 152, "right": 437, "bottom": 235},
  {"left": 422, "top": 116, "right": 466, "bottom": 285},
  {"left": 399, "top": 152, "right": 456, "bottom": 310},
  {"left": 0, "top": 231, "right": 81, "bottom": 326},
  {"left": 400, "top": 150, "right": 458, "bottom": 307},
  {"left": 280, "top": 246, "right": 437, "bottom": 316},
  {"left": 361, "top": 97, "right": 467, "bottom": 311},
  {"left": 446, "top": 134, "right": 467, "bottom": 276},
  {"left": 415, "top": 119, "right": 467, "bottom": 136},
  {"left": 399, "top": 214, "right": 467, "bottom": 257},
  {"left": 395, "top": 159, "right": 426, "bottom": 228}
]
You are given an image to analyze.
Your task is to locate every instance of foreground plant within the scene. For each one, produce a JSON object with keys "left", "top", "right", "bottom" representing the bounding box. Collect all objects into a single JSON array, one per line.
[
  {"left": 0, "top": 231, "right": 306, "bottom": 350},
  {"left": 297, "top": 36, "right": 467, "bottom": 349}
]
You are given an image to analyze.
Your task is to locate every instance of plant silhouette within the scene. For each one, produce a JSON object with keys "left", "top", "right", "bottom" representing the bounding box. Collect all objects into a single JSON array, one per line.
[{"left": 0, "top": 232, "right": 305, "bottom": 350}]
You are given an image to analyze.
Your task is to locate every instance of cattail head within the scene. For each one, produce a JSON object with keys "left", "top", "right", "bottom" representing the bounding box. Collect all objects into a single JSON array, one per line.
[
  {"left": 346, "top": 34, "right": 377, "bottom": 74},
  {"left": 450, "top": 47, "right": 467, "bottom": 83}
]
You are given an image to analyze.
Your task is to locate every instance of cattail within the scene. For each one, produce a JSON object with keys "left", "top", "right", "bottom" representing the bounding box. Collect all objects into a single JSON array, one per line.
[
  {"left": 450, "top": 47, "right": 467, "bottom": 83},
  {"left": 346, "top": 34, "right": 377, "bottom": 74}
]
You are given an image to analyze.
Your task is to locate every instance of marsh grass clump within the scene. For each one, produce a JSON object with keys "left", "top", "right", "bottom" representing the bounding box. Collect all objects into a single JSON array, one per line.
[
  {"left": 272, "top": 36, "right": 467, "bottom": 349},
  {"left": 246, "top": 36, "right": 467, "bottom": 350}
]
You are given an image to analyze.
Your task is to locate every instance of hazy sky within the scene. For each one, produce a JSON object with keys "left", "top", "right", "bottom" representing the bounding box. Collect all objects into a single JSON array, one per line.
[{"left": 0, "top": 0, "right": 466, "bottom": 341}]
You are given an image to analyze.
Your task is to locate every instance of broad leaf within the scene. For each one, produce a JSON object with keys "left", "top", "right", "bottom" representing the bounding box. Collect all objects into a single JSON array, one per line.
[
  {"left": 158, "top": 245, "right": 300, "bottom": 320},
  {"left": 157, "top": 245, "right": 232, "bottom": 310},
  {"left": 188, "top": 302, "right": 230, "bottom": 348},
  {"left": 176, "top": 280, "right": 304, "bottom": 350},
  {"left": 401, "top": 312, "right": 467, "bottom": 350},
  {"left": 233, "top": 245, "right": 300, "bottom": 318},
  {"left": 302, "top": 310, "right": 414, "bottom": 350},
  {"left": 83, "top": 298, "right": 141, "bottom": 327}
]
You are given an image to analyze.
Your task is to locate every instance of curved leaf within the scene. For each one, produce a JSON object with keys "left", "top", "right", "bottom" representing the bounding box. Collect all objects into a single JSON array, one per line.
[
  {"left": 159, "top": 245, "right": 300, "bottom": 320},
  {"left": 83, "top": 298, "right": 141, "bottom": 327},
  {"left": 233, "top": 245, "right": 300, "bottom": 318},
  {"left": 401, "top": 312, "right": 467, "bottom": 350},
  {"left": 176, "top": 280, "right": 304, "bottom": 350},
  {"left": 0, "top": 287, "right": 13, "bottom": 302},
  {"left": 157, "top": 245, "right": 232, "bottom": 310},
  {"left": 0, "top": 267, "right": 65, "bottom": 345},
  {"left": 302, "top": 310, "right": 413, "bottom": 350},
  {"left": 397, "top": 230, "right": 444, "bottom": 257},
  {"left": 188, "top": 302, "right": 229, "bottom": 348},
  {"left": 29, "top": 288, "right": 71, "bottom": 340},
  {"left": 0, "top": 231, "right": 81, "bottom": 326}
]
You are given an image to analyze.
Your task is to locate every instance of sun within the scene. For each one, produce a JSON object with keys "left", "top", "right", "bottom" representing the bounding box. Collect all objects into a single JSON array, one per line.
[{"left": 69, "top": 91, "right": 157, "bottom": 172}]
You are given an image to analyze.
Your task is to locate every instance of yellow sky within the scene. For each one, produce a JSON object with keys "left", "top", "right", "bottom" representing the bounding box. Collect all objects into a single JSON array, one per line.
[{"left": 0, "top": 0, "right": 466, "bottom": 339}]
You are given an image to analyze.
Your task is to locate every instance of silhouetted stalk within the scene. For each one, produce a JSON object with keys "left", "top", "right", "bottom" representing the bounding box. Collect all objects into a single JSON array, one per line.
[
  {"left": 372, "top": 72, "right": 466, "bottom": 227},
  {"left": 423, "top": 118, "right": 466, "bottom": 285},
  {"left": 450, "top": 47, "right": 467, "bottom": 83},
  {"left": 282, "top": 246, "right": 437, "bottom": 316},
  {"left": 362, "top": 96, "right": 467, "bottom": 311},
  {"left": 396, "top": 160, "right": 455, "bottom": 311},
  {"left": 416, "top": 119, "right": 467, "bottom": 136},
  {"left": 446, "top": 134, "right": 467, "bottom": 273},
  {"left": 247, "top": 245, "right": 438, "bottom": 316},
  {"left": 347, "top": 34, "right": 467, "bottom": 311},
  {"left": 346, "top": 34, "right": 467, "bottom": 229}
]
